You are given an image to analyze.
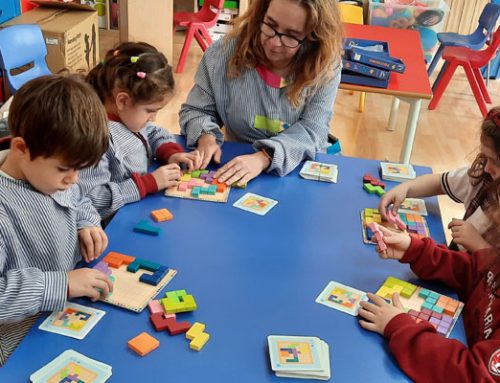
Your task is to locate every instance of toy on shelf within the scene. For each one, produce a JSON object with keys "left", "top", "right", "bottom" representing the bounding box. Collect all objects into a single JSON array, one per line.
[
  {"left": 376, "top": 276, "right": 464, "bottom": 337},
  {"left": 165, "top": 170, "right": 231, "bottom": 203},
  {"left": 92, "top": 251, "right": 177, "bottom": 312},
  {"left": 362, "top": 173, "right": 385, "bottom": 196}
]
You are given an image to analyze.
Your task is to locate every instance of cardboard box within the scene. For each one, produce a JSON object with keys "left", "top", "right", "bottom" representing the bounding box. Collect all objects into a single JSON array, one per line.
[{"left": 2, "top": 1, "right": 99, "bottom": 73}]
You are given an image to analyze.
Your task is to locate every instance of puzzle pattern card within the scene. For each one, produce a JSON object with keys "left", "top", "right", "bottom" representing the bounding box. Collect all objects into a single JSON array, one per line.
[
  {"left": 376, "top": 276, "right": 464, "bottom": 338},
  {"left": 361, "top": 208, "right": 430, "bottom": 244},
  {"left": 233, "top": 193, "right": 278, "bottom": 216},
  {"left": 380, "top": 161, "right": 416, "bottom": 182},
  {"left": 267, "top": 335, "right": 331, "bottom": 380},
  {"left": 92, "top": 252, "right": 177, "bottom": 313},
  {"left": 164, "top": 170, "right": 231, "bottom": 203},
  {"left": 398, "top": 198, "right": 428, "bottom": 216},
  {"left": 299, "top": 161, "right": 338, "bottom": 183},
  {"left": 315, "top": 281, "right": 368, "bottom": 316},
  {"left": 30, "top": 349, "right": 112, "bottom": 383},
  {"left": 39, "top": 302, "right": 105, "bottom": 340}
]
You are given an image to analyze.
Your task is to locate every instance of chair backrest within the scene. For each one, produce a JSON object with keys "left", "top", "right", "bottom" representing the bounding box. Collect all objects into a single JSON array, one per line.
[
  {"left": 0, "top": 24, "right": 52, "bottom": 94},
  {"left": 478, "top": 3, "right": 500, "bottom": 36},
  {"left": 338, "top": 3, "right": 364, "bottom": 24},
  {"left": 198, "top": 0, "right": 224, "bottom": 25}
]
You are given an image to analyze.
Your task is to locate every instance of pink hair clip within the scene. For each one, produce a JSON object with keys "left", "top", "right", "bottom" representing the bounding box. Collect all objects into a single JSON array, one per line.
[
  {"left": 137, "top": 72, "right": 146, "bottom": 79},
  {"left": 113, "top": 49, "right": 120, "bottom": 57}
]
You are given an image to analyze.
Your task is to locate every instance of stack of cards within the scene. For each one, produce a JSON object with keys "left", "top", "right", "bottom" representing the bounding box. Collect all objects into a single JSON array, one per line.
[
  {"left": 233, "top": 192, "right": 278, "bottom": 216},
  {"left": 30, "top": 349, "right": 112, "bottom": 382},
  {"left": 39, "top": 302, "right": 106, "bottom": 339},
  {"left": 300, "top": 161, "right": 338, "bottom": 183},
  {"left": 315, "top": 281, "right": 368, "bottom": 316},
  {"left": 267, "top": 335, "right": 331, "bottom": 380},
  {"left": 380, "top": 162, "right": 416, "bottom": 182},
  {"left": 398, "top": 198, "right": 428, "bottom": 216}
]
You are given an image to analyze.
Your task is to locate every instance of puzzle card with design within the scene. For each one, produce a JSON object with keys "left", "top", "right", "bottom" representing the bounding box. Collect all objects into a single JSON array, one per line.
[
  {"left": 380, "top": 161, "right": 416, "bottom": 181},
  {"left": 398, "top": 198, "right": 428, "bottom": 216},
  {"left": 299, "top": 161, "right": 338, "bottom": 183},
  {"left": 39, "top": 302, "right": 106, "bottom": 340},
  {"left": 315, "top": 280, "right": 368, "bottom": 316},
  {"left": 233, "top": 193, "right": 278, "bottom": 216}
]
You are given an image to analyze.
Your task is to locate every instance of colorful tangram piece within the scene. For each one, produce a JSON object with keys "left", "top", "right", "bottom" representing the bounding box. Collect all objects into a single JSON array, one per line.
[
  {"left": 165, "top": 170, "right": 231, "bottom": 203},
  {"left": 376, "top": 276, "right": 464, "bottom": 337},
  {"left": 151, "top": 208, "right": 173, "bottom": 222},
  {"left": 160, "top": 289, "right": 197, "bottom": 314},
  {"left": 128, "top": 332, "right": 160, "bottom": 356},
  {"left": 362, "top": 173, "right": 385, "bottom": 196}
]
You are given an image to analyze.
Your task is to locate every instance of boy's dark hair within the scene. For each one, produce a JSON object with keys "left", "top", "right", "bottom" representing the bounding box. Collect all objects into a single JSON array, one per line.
[
  {"left": 8, "top": 74, "right": 108, "bottom": 168},
  {"left": 87, "top": 41, "right": 174, "bottom": 104}
]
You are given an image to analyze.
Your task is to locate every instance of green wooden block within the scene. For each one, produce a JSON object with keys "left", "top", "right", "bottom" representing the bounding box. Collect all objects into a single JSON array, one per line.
[
  {"left": 135, "top": 258, "right": 161, "bottom": 272},
  {"left": 127, "top": 262, "right": 141, "bottom": 273},
  {"left": 192, "top": 170, "right": 201, "bottom": 178},
  {"left": 200, "top": 170, "right": 209, "bottom": 174},
  {"left": 363, "top": 183, "right": 376, "bottom": 193},
  {"left": 374, "top": 186, "right": 385, "bottom": 196}
]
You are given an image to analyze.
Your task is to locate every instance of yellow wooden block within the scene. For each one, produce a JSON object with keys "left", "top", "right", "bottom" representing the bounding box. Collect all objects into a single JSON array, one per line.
[
  {"left": 189, "top": 332, "right": 210, "bottom": 351},
  {"left": 186, "top": 322, "right": 205, "bottom": 340},
  {"left": 181, "top": 174, "right": 192, "bottom": 181}
]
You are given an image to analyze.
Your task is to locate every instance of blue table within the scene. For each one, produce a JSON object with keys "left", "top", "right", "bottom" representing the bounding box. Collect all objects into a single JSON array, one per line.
[{"left": 1, "top": 141, "right": 465, "bottom": 382}]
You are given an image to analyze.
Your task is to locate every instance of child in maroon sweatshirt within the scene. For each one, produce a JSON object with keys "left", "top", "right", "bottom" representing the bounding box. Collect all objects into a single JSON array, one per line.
[{"left": 358, "top": 226, "right": 500, "bottom": 382}]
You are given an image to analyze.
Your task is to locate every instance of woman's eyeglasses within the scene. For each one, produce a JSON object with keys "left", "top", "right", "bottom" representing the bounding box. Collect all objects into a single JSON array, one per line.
[{"left": 260, "top": 21, "right": 305, "bottom": 48}]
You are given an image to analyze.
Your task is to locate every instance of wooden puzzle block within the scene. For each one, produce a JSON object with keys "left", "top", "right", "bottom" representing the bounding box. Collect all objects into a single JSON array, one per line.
[
  {"left": 133, "top": 220, "right": 161, "bottom": 236},
  {"left": 166, "top": 319, "right": 191, "bottom": 335},
  {"left": 150, "top": 313, "right": 171, "bottom": 331},
  {"left": 189, "top": 332, "right": 210, "bottom": 351},
  {"left": 148, "top": 300, "right": 164, "bottom": 315},
  {"left": 362, "top": 173, "right": 385, "bottom": 195},
  {"left": 161, "top": 290, "right": 197, "bottom": 314},
  {"left": 186, "top": 322, "right": 205, "bottom": 340},
  {"left": 151, "top": 208, "right": 174, "bottom": 222},
  {"left": 128, "top": 332, "right": 160, "bottom": 356}
]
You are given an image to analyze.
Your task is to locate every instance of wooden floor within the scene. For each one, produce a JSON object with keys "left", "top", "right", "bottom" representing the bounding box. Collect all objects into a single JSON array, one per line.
[{"left": 101, "top": 31, "right": 500, "bottom": 243}]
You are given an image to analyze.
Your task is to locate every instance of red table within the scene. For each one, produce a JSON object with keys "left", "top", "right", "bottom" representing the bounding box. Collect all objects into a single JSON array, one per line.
[{"left": 341, "top": 24, "right": 433, "bottom": 163}]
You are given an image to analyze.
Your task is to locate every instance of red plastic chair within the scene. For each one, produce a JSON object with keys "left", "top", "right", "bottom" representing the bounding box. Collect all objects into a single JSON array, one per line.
[
  {"left": 173, "top": 0, "right": 224, "bottom": 73},
  {"left": 429, "top": 27, "right": 500, "bottom": 117}
]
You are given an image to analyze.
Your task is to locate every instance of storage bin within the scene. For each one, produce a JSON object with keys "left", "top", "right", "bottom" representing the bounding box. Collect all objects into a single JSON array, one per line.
[
  {"left": 368, "top": 0, "right": 449, "bottom": 63},
  {"left": 0, "top": 0, "right": 21, "bottom": 24}
]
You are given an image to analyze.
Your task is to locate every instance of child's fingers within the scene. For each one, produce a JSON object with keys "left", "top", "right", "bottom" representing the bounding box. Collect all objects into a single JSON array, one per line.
[
  {"left": 357, "top": 307, "right": 376, "bottom": 321},
  {"left": 359, "top": 299, "right": 379, "bottom": 312},
  {"left": 366, "top": 293, "right": 386, "bottom": 306},
  {"left": 358, "top": 319, "right": 378, "bottom": 332},
  {"left": 391, "top": 293, "right": 404, "bottom": 309},
  {"left": 447, "top": 218, "right": 463, "bottom": 229}
]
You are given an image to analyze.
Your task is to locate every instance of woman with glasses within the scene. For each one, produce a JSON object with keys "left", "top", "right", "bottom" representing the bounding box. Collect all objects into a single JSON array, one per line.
[{"left": 180, "top": 0, "right": 343, "bottom": 186}]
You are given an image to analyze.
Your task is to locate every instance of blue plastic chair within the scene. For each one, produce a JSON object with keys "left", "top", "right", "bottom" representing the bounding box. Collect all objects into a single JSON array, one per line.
[
  {"left": 427, "top": 3, "right": 500, "bottom": 76},
  {"left": 0, "top": 24, "right": 51, "bottom": 94}
]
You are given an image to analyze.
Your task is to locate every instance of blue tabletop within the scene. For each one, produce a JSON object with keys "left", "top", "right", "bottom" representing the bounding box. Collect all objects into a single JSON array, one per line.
[{"left": 1, "top": 141, "right": 465, "bottom": 382}]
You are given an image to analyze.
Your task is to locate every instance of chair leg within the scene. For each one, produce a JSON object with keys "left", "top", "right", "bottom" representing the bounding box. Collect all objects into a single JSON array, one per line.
[
  {"left": 427, "top": 44, "right": 444, "bottom": 76},
  {"left": 428, "top": 61, "right": 457, "bottom": 111},
  {"left": 432, "top": 61, "right": 449, "bottom": 92},
  {"left": 472, "top": 67, "right": 492, "bottom": 104},
  {"left": 194, "top": 27, "right": 210, "bottom": 51},
  {"left": 176, "top": 25, "right": 196, "bottom": 74},
  {"left": 464, "top": 64, "right": 488, "bottom": 117},
  {"left": 358, "top": 92, "right": 365, "bottom": 112}
]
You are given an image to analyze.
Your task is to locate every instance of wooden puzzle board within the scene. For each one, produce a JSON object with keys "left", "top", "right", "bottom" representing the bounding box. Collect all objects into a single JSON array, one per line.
[
  {"left": 164, "top": 180, "right": 231, "bottom": 203},
  {"left": 101, "top": 265, "right": 177, "bottom": 312}
]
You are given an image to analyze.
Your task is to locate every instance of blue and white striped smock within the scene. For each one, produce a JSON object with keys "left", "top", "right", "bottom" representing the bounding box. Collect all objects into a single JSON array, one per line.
[
  {"left": 180, "top": 37, "right": 341, "bottom": 176},
  {"left": 78, "top": 120, "right": 177, "bottom": 219},
  {"left": 0, "top": 151, "right": 101, "bottom": 365}
]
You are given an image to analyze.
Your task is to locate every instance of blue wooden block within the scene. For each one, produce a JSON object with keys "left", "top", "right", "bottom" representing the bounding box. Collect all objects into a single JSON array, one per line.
[
  {"left": 133, "top": 220, "right": 161, "bottom": 236},
  {"left": 127, "top": 262, "right": 141, "bottom": 273},
  {"left": 139, "top": 274, "right": 159, "bottom": 286},
  {"left": 135, "top": 258, "right": 161, "bottom": 272}
]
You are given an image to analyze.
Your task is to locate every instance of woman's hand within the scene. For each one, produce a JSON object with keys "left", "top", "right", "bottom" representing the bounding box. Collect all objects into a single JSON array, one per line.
[
  {"left": 197, "top": 134, "right": 222, "bottom": 169},
  {"left": 214, "top": 152, "right": 271, "bottom": 186}
]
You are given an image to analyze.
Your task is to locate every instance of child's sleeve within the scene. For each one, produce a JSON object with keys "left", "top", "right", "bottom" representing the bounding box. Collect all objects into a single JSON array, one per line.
[
  {"left": 78, "top": 151, "right": 141, "bottom": 219},
  {"left": 252, "top": 69, "right": 341, "bottom": 176},
  {"left": 0, "top": 228, "right": 67, "bottom": 322},
  {"left": 385, "top": 313, "right": 500, "bottom": 383},
  {"left": 179, "top": 43, "right": 225, "bottom": 148},
  {"left": 72, "top": 187, "right": 102, "bottom": 229},
  {"left": 145, "top": 125, "right": 184, "bottom": 164},
  {"left": 440, "top": 166, "right": 474, "bottom": 204},
  {"left": 402, "top": 236, "right": 479, "bottom": 297}
]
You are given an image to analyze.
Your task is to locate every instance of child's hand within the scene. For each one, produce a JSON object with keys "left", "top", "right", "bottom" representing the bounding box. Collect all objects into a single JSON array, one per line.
[
  {"left": 358, "top": 293, "right": 405, "bottom": 335},
  {"left": 78, "top": 227, "right": 108, "bottom": 263},
  {"left": 448, "top": 218, "right": 492, "bottom": 252},
  {"left": 68, "top": 268, "right": 114, "bottom": 301},
  {"left": 214, "top": 152, "right": 270, "bottom": 186},
  {"left": 197, "top": 134, "right": 222, "bottom": 169},
  {"left": 377, "top": 226, "right": 411, "bottom": 260},
  {"left": 168, "top": 150, "right": 202, "bottom": 172},
  {"left": 378, "top": 184, "right": 409, "bottom": 219},
  {"left": 151, "top": 163, "right": 181, "bottom": 190}
]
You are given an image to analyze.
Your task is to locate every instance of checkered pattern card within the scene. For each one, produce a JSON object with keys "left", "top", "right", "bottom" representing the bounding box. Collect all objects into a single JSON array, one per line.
[
  {"left": 30, "top": 349, "right": 112, "bottom": 383},
  {"left": 39, "top": 302, "right": 106, "bottom": 340},
  {"left": 233, "top": 193, "right": 278, "bottom": 216},
  {"left": 398, "top": 198, "right": 428, "bottom": 216},
  {"left": 300, "top": 161, "right": 338, "bottom": 183},
  {"left": 315, "top": 281, "right": 368, "bottom": 316},
  {"left": 267, "top": 335, "right": 331, "bottom": 380}
]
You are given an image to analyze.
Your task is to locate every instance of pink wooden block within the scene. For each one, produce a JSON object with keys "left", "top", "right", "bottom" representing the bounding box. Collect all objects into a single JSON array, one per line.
[
  {"left": 178, "top": 182, "right": 188, "bottom": 192},
  {"left": 148, "top": 300, "right": 164, "bottom": 315}
]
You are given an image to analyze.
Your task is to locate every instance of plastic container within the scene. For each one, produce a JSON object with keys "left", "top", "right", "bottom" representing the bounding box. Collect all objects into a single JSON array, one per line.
[{"left": 368, "top": 0, "right": 449, "bottom": 63}]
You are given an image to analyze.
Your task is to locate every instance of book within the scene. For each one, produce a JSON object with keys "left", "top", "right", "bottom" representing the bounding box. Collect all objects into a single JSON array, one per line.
[
  {"left": 348, "top": 46, "right": 406, "bottom": 74},
  {"left": 380, "top": 162, "right": 416, "bottom": 182},
  {"left": 267, "top": 335, "right": 331, "bottom": 380},
  {"left": 342, "top": 59, "right": 389, "bottom": 80},
  {"left": 300, "top": 161, "right": 338, "bottom": 183}
]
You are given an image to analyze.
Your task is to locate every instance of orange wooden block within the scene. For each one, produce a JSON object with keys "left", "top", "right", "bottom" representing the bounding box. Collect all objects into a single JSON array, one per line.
[
  {"left": 443, "top": 306, "right": 456, "bottom": 316},
  {"left": 104, "top": 256, "right": 123, "bottom": 268},
  {"left": 151, "top": 208, "right": 174, "bottom": 222},
  {"left": 105, "top": 251, "right": 135, "bottom": 265},
  {"left": 128, "top": 332, "right": 160, "bottom": 356}
]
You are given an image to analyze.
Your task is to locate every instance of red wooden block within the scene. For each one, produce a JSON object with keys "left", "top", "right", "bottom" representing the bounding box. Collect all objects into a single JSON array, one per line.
[
  {"left": 166, "top": 318, "right": 191, "bottom": 335},
  {"left": 150, "top": 313, "right": 171, "bottom": 331}
]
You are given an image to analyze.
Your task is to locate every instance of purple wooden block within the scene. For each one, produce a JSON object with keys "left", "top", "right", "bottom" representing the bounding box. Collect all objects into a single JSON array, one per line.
[
  {"left": 200, "top": 173, "right": 208, "bottom": 180},
  {"left": 429, "top": 317, "right": 440, "bottom": 325},
  {"left": 208, "top": 171, "right": 216, "bottom": 177},
  {"left": 206, "top": 177, "right": 213, "bottom": 183},
  {"left": 437, "top": 325, "right": 448, "bottom": 335},
  {"left": 441, "top": 315, "right": 453, "bottom": 324}
]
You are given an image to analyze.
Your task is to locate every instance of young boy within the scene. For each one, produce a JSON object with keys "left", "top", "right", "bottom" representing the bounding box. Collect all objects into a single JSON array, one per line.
[{"left": 0, "top": 75, "right": 113, "bottom": 365}]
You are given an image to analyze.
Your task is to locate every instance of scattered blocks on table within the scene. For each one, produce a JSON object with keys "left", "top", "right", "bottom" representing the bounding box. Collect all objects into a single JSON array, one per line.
[
  {"left": 151, "top": 208, "right": 174, "bottom": 222},
  {"left": 362, "top": 173, "right": 385, "bottom": 196},
  {"left": 186, "top": 322, "right": 210, "bottom": 351},
  {"left": 128, "top": 332, "right": 160, "bottom": 356},
  {"left": 133, "top": 220, "right": 161, "bottom": 236},
  {"left": 377, "top": 276, "right": 463, "bottom": 337},
  {"left": 148, "top": 300, "right": 164, "bottom": 315},
  {"left": 103, "top": 252, "right": 136, "bottom": 269},
  {"left": 161, "top": 289, "right": 197, "bottom": 314},
  {"left": 149, "top": 312, "right": 191, "bottom": 335},
  {"left": 186, "top": 322, "right": 205, "bottom": 340}
]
